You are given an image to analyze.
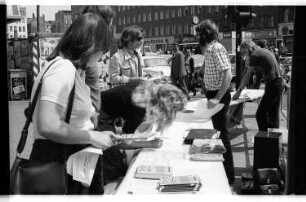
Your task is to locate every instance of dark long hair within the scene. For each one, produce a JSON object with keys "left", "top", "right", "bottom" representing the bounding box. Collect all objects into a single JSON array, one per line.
[
  {"left": 47, "top": 13, "right": 111, "bottom": 69},
  {"left": 195, "top": 19, "right": 219, "bottom": 47}
]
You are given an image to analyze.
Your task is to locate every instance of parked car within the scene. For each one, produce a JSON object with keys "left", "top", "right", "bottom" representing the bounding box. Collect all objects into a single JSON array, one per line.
[{"left": 142, "top": 56, "right": 171, "bottom": 81}]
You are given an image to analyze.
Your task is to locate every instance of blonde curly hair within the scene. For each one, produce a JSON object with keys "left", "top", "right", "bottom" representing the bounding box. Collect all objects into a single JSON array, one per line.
[{"left": 131, "top": 80, "right": 186, "bottom": 131}]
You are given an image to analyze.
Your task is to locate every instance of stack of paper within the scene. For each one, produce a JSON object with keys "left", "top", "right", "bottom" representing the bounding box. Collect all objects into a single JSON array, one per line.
[
  {"left": 189, "top": 139, "right": 226, "bottom": 161},
  {"left": 134, "top": 165, "right": 173, "bottom": 179},
  {"left": 157, "top": 175, "right": 201, "bottom": 193},
  {"left": 66, "top": 146, "right": 102, "bottom": 187}
]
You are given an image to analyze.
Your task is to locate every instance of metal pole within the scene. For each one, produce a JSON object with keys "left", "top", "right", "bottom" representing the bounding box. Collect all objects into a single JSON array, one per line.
[
  {"left": 235, "top": 21, "right": 242, "bottom": 89},
  {"left": 36, "top": 5, "right": 40, "bottom": 73}
]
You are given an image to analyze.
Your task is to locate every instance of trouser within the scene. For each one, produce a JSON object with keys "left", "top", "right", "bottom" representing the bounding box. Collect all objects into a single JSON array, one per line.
[
  {"left": 205, "top": 89, "right": 235, "bottom": 184},
  {"left": 30, "top": 140, "right": 104, "bottom": 194},
  {"left": 256, "top": 78, "right": 284, "bottom": 131},
  {"left": 171, "top": 76, "right": 189, "bottom": 97}
]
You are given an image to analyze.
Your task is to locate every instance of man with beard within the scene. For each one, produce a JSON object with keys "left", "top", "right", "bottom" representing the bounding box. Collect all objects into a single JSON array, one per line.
[{"left": 195, "top": 19, "right": 235, "bottom": 185}]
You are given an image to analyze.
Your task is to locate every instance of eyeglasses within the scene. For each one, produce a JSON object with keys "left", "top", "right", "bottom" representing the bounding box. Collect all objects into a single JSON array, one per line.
[{"left": 136, "top": 36, "right": 143, "bottom": 41}]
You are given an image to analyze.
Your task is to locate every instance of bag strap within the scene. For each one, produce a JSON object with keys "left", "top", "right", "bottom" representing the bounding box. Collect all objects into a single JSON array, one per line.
[{"left": 16, "top": 59, "right": 76, "bottom": 154}]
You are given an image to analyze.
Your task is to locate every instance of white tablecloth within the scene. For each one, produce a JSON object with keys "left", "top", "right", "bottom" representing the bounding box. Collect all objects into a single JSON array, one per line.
[{"left": 115, "top": 107, "right": 232, "bottom": 195}]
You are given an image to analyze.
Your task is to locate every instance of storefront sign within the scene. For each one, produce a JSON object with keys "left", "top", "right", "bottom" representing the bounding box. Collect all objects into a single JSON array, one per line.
[
  {"left": 252, "top": 30, "right": 277, "bottom": 39},
  {"left": 278, "top": 23, "right": 294, "bottom": 36},
  {"left": 144, "top": 36, "right": 175, "bottom": 45}
]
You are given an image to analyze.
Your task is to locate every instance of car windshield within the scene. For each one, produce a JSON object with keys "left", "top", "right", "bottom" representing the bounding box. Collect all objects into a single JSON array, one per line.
[{"left": 144, "top": 58, "right": 168, "bottom": 67}]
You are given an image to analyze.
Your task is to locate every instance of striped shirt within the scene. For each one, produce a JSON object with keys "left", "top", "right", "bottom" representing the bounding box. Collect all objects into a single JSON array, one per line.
[{"left": 203, "top": 41, "right": 231, "bottom": 91}]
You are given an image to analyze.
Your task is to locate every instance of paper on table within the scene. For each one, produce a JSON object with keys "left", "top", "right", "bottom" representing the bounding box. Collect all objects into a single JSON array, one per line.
[
  {"left": 192, "top": 99, "right": 224, "bottom": 119},
  {"left": 66, "top": 146, "right": 102, "bottom": 187}
]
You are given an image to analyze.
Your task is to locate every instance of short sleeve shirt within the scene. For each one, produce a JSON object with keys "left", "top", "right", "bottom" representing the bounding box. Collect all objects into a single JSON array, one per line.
[
  {"left": 31, "top": 56, "right": 95, "bottom": 139},
  {"left": 203, "top": 41, "right": 231, "bottom": 91}
]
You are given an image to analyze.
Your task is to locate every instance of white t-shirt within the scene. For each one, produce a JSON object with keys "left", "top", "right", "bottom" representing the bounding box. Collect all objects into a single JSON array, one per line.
[{"left": 31, "top": 56, "right": 95, "bottom": 139}]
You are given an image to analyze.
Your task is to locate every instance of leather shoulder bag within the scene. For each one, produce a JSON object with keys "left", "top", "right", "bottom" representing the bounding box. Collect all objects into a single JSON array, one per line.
[{"left": 10, "top": 59, "right": 75, "bottom": 195}]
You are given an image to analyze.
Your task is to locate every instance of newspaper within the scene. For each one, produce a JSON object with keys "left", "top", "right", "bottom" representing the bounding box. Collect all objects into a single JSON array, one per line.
[
  {"left": 192, "top": 99, "right": 224, "bottom": 119},
  {"left": 66, "top": 146, "right": 102, "bottom": 187}
]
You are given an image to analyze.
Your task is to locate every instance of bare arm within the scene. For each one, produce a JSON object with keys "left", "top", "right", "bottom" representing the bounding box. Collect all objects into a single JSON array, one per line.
[
  {"left": 37, "top": 100, "right": 115, "bottom": 150},
  {"left": 232, "top": 66, "right": 255, "bottom": 100}
]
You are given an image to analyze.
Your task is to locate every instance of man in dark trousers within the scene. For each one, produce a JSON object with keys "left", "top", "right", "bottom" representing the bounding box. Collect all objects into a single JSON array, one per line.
[
  {"left": 233, "top": 39, "right": 284, "bottom": 131},
  {"left": 195, "top": 19, "right": 235, "bottom": 185},
  {"left": 170, "top": 42, "right": 190, "bottom": 100}
]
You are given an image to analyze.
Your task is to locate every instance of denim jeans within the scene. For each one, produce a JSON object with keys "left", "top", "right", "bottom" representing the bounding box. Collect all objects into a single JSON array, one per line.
[{"left": 256, "top": 78, "right": 284, "bottom": 131}]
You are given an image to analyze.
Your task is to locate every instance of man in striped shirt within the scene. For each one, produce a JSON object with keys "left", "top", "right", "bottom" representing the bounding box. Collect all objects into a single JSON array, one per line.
[{"left": 196, "top": 19, "right": 235, "bottom": 185}]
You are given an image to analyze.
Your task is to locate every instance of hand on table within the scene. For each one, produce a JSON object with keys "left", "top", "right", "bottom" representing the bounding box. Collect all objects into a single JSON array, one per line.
[{"left": 207, "top": 98, "right": 220, "bottom": 109}]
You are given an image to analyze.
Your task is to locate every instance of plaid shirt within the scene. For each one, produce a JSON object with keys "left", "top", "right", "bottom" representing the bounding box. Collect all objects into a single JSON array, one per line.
[{"left": 203, "top": 41, "right": 231, "bottom": 91}]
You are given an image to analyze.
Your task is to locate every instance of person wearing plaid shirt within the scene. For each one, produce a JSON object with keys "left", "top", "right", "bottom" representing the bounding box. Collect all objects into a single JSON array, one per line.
[{"left": 196, "top": 19, "right": 235, "bottom": 185}]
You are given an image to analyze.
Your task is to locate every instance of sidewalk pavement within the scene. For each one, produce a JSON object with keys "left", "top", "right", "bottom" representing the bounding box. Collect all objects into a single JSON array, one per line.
[{"left": 8, "top": 90, "right": 288, "bottom": 195}]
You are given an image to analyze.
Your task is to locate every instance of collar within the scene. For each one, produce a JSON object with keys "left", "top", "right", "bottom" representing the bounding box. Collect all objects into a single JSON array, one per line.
[{"left": 122, "top": 48, "right": 136, "bottom": 61}]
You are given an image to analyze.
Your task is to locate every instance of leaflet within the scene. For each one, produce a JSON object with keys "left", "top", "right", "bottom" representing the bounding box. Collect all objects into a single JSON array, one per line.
[
  {"left": 192, "top": 99, "right": 224, "bottom": 119},
  {"left": 66, "top": 146, "right": 102, "bottom": 187}
]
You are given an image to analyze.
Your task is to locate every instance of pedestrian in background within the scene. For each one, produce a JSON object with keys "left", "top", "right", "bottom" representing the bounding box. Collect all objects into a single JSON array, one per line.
[
  {"left": 195, "top": 19, "right": 235, "bottom": 185},
  {"left": 170, "top": 42, "right": 190, "bottom": 100},
  {"left": 109, "top": 25, "right": 145, "bottom": 84},
  {"left": 185, "top": 49, "right": 197, "bottom": 96},
  {"left": 233, "top": 39, "right": 284, "bottom": 131},
  {"left": 28, "top": 12, "right": 116, "bottom": 194}
]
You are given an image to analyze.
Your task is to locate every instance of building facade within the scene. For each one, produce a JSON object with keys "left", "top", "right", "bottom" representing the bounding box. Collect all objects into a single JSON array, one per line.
[
  {"left": 27, "top": 13, "right": 46, "bottom": 36},
  {"left": 55, "top": 10, "right": 72, "bottom": 33},
  {"left": 7, "top": 6, "right": 28, "bottom": 39}
]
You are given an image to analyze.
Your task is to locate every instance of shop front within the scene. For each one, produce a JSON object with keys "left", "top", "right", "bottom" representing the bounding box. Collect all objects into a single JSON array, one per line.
[
  {"left": 144, "top": 36, "right": 175, "bottom": 53},
  {"left": 278, "top": 23, "right": 294, "bottom": 55},
  {"left": 251, "top": 29, "right": 278, "bottom": 48}
]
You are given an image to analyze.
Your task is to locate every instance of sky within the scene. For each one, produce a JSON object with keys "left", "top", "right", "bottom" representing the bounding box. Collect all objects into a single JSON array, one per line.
[{"left": 23, "top": 5, "right": 71, "bottom": 21}]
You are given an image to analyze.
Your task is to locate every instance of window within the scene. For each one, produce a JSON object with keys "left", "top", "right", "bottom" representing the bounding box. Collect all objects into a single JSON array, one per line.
[
  {"left": 178, "top": 7, "right": 182, "bottom": 17},
  {"left": 171, "top": 8, "right": 175, "bottom": 18},
  {"left": 123, "top": 17, "right": 126, "bottom": 25},
  {"left": 122, "top": 6, "right": 125, "bottom": 11},
  {"left": 23, "top": 26, "right": 25, "bottom": 32},
  {"left": 127, "top": 17, "right": 130, "bottom": 25},
  {"left": 197, "top": 6, "right": 202, "bottom": 14},
  {"left": 184, "top": 24, "right": 189, "bottom": 34},
  {"left": 133, "top": 16, "right": 136, "bottom": 23},
  {"left": 260, "top": 16, "right": 264, "bottom": 28},
  {"left": 284, "top": 8, "right": 289, "bottom": 23},
  {"left": 214, "top": 6, "right": 219, "bottom": 13},
  {"left": 143, "top": 13, "right": 146, "bottom": 22},
  {"left": 171, "top": 25, "right": 176, "bottom": 35},
  {"left": 19, "top": 27, "right": 21, "bottom": 32},
  {"left": 184, "top": 7, "right": 188, "bottom": 16},
  {"left": 178, "top": 24, "right": 182, "bottom": 34},
  {"left": 118, "top": 17, "right": 121, "bottom": 25},
  {"left": 270, "top": 16, "right": 274, "bottom": 27},
  {"left": 165, "top": 9, "right": 169, "bottom": 19},
  {"left": 160, "top": 11, "right": 164, "bottom": 20},
  {"left": 118, "top": 6, "right": 121, "bottom": 12},
  {"left": 148, "top": 12, "right": 151, "bottom": 21},
  {"left": 138, "top": 14, "right": 141, "bottom": 23},
  {"left": 148, "top": 26, "right": 152, "bottom": 37},
  {"left": 208, "top": 6, "right": 212, "bottom": 14},
  {"left": 10, "top": 26, "right": 12, "bottom": 31},
  {"left": 160, "top": 26, "right": 164, "bottom": 36},
  {"left": 155, "top": 26, "right": 159, "bottom": 36},
  {"left": 191, "top": 6, "right": 195, "bottom": 15},
  {"left": 166, "top": 25, "right": 170, "bottom": 35},
  {"left": 155, "top": 12, "right": 158, "bottom": 21}
]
